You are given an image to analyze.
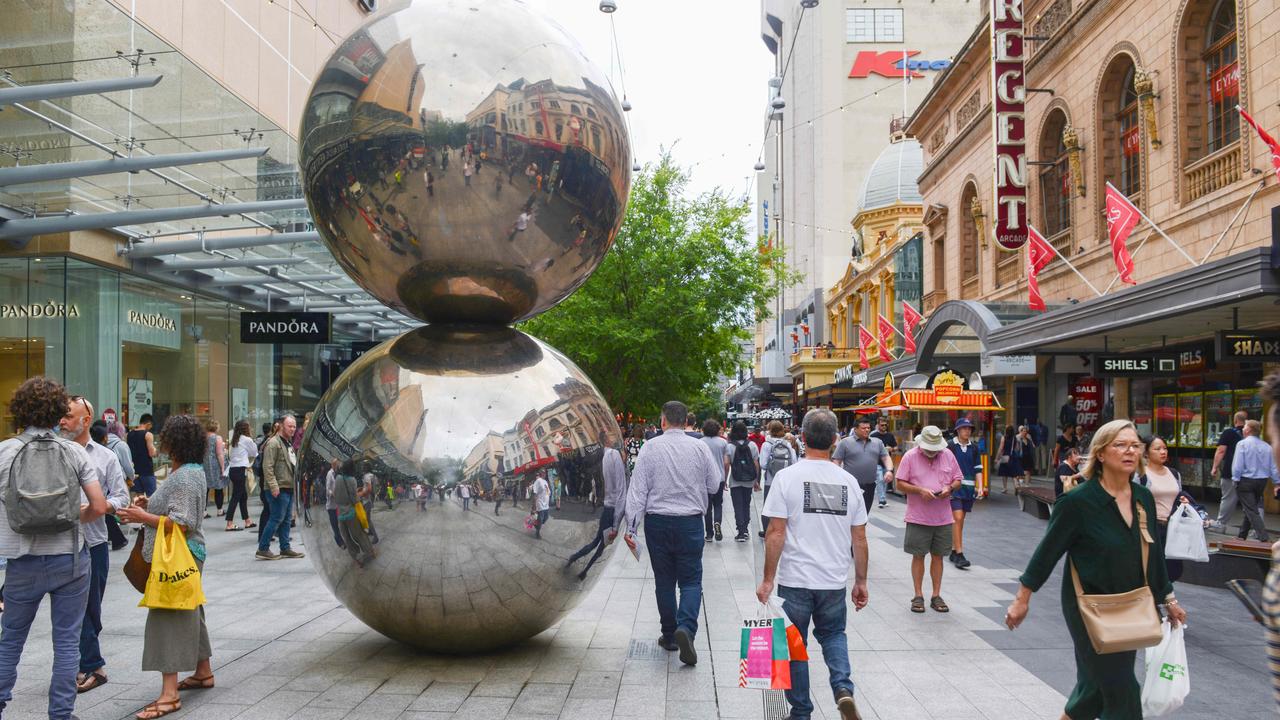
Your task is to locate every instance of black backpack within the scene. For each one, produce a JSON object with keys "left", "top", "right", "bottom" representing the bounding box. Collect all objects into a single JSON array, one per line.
[{"left": 730, "top": 440, "right": 756, "bottom": 484}]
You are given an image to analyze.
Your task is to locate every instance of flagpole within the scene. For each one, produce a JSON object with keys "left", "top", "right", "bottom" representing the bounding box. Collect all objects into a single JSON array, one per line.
[
  {"left": 1199, "top": 178, "right": 1266, "bottom": 264},
  {"left": 1105, "top": 181, "right": 1198, "bottom": 267},
  {"left": 1033, "top": 226, "right": 1104, "bottom": 296}
]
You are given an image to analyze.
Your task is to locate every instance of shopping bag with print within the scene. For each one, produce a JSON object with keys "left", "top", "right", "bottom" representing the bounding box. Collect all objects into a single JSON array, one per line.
[
  {"left": 1163, "top": 504, "right": 1209, "bottom": 562},
  {"left": 739, "top": 602, "right": 793, "bottom": 690},
  {"left": 353, "top": 500, "right": 369, "bottom": 530},
  {"left": 1141, "top": 620, "right": 1189, "bottom": 716},
  {"left": 139, "top": 517, "right": 206, "bottom": 611}
]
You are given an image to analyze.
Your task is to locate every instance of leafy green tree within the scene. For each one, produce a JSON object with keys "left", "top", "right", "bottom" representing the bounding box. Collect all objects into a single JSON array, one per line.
[{"left": 521, "top": 153, "right": 796, "bottom": 422}]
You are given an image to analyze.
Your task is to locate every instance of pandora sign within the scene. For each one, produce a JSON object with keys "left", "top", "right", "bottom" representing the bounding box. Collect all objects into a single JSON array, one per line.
[{"left": 991, "top": 0, "right": 1027, "bottom": 251}]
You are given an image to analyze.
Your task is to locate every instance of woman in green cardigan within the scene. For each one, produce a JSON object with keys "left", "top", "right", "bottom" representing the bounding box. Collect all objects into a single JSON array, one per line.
[{"left": 1004, "top": 419, "right": 1188, "bottom": 719}]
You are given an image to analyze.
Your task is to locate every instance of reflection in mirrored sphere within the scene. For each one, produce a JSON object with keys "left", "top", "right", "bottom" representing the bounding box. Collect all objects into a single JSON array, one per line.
[
  {"left": 299, "top": 0, "right": 632, "bottom": 324},
  {"left": 296, "top": 326, "right": 623, "bottom": 653}
]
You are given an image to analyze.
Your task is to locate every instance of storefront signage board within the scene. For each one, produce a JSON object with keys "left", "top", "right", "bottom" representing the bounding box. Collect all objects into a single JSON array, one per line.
[
  {"left": 127, "top": 378, "right": 153, "bottom": 421},
  {"left": 1216, "top": 331, "right": 1280, "bottom": 362},
  {"left": 1071, "top": 376, "right": 1102, "bottom": 431},
  {"left": 834, "top": 364, "right": 854, "bottom": 384},
  {"left": 1094, "top": 354, "right": 1178, "bottom": 376},
  {"left": 240, "top": 312, "right": 332, "bottom": 344},
  {"left": 120, "top": 295, "right": 181, "bottom": 350},
  {"left": 980, "top": 354, "right": 1036, "bottom": 376},
  {"left": 991, "top": 0, "right": 1027, "bottom": 251}
]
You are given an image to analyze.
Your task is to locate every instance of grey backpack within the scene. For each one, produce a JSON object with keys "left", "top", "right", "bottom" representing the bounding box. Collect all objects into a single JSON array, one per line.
[
  {"left": 5, "top": 432, "right": 82, "bottom": 537},
  {"left": 765, "top": 441, "right": 792, "bottom": 477}
]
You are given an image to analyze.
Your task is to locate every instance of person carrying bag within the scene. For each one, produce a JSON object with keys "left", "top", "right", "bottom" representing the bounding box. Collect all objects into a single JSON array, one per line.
[
  {"left": 140, "top": 517, "right": 206, "bottom": 611},
  {"left": 1069, "top": 503, "right": 1163, "bottom": 654}
]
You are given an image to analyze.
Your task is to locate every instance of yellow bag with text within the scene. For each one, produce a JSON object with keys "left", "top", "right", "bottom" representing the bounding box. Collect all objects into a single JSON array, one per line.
[
  {"left": 353, "top": 501, "right": 369, "bottom": 530},
  {"left": 139, "top": 517, "right": 206, "bottom": 610}
]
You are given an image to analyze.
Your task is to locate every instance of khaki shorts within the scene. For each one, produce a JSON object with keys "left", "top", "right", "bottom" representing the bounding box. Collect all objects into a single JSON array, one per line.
[{"left": 904, "top": 522, "right": 953, "bottom": 557}]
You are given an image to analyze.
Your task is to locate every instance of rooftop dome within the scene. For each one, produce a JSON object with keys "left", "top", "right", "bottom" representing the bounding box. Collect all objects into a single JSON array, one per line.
[{"left": 858, "top": 136, "right": 923, "bottom": 211}]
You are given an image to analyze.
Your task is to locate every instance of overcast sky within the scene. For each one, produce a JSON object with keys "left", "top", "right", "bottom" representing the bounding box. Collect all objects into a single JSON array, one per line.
[{"left": 527, "top": 0, "right": 773, "bottom": 203}]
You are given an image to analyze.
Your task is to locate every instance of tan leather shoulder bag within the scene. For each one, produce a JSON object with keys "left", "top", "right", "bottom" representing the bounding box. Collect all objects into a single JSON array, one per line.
[{"left": 1070, "top": 503, "right": 1164, "bottom": 654}]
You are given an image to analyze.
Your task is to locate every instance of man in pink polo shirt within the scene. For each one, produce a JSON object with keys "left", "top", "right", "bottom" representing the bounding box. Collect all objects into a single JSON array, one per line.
[{"left": 895, "top": 425, "right": 962, "bottom": 614}]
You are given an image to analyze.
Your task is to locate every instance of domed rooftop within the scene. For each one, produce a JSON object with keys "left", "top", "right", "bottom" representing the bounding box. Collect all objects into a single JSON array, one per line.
[{"left": 858, "top": 136, "right": 923, "bottom": 211}]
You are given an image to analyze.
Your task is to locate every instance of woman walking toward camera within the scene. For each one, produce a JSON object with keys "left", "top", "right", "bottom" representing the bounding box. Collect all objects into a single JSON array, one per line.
[
  {"left": 1004, "top": 419, "right": 1186, "bottom": 719},
  {"left": 117, "top": 415, "right": 214, "bottom": 719},
  {"left": 201, "top": 420, "right": 226, "bottom": 519},
  {"left": 224, "top": 420, "right": 257, "bottom": 531},
  {"left": 996, "top": 426, "right": 1021, "bottom": 493},
  {"left": 1140, "top": 435, "right": 1202, "bottom": 584}
]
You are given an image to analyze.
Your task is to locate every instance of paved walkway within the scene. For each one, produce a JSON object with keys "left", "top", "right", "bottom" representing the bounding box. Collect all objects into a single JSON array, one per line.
[{"left": 0, "top": 488, "right": 1269, "bottom": 719}]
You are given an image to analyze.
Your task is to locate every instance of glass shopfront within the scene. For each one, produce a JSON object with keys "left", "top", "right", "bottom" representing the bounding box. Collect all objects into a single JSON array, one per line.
[{"left": 0, "top": 257, "right": 342, "bottom": 439}]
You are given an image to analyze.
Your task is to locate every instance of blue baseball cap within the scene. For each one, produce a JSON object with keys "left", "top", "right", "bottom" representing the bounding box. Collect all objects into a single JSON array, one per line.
[{"left": 954, "top": 418, "right": 974, "bottom": 430}]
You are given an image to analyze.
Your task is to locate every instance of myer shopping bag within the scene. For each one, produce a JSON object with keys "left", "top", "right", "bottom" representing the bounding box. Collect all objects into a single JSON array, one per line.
[
  {"left": 739, "top": 602, "right": 805, "bottom": 690},
  {"left": 139, "top": 517, "right": 206, "bottom": 611},
  {"left": 1141, "top": 620, "right": 1189, "bottom": 716},
  {"left": 1163, "top": 505, "right": 1209, "bottom": 562}
]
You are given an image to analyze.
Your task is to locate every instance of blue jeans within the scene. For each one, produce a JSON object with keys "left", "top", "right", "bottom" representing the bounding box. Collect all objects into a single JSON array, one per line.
[
  {"left": 134, "top": 474, "right": 157, "bottom": 497},
  {"left": 78, "top": 542, "right": 110, "bottom": 673},
  {"left": 0, "top": 549, "right": 91, "bottom": 720},
  {"left": 778, "top": 585, "right": 853, "bottom": 720},
  {"left": 258, "top": 489, "right": 294, "bottom": 552},
  {"left": 644, "top": 514, "right": 705, "bottom": 640},
  {"left": 874, "top": 467, "right": 887, "bottom": 506},
  {"left": 569, "top": 506, "right": 615, "bottom": 573}
]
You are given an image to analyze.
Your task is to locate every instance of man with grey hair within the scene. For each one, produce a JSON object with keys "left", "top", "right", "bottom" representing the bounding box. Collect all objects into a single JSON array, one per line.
[
  {"left": 758, "top": 408, "right": 868, "bottom": 720},
  {"left": 625, "top": 400, "right": 723, "bottom": 666}
]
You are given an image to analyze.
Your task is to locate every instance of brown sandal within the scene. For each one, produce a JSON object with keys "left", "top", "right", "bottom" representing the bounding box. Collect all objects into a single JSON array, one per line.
[
  {"left": 930, "top": 596, "right": 950, "bottom": 613},
  {"left": 910, "top": 596, "right": 925, "bottom": 613},
  {"left": 136, "top": 699, "right": 181, "bottom": 719},
  {"left": 76, "top": 670, "right": 108, "bottom": 693},
  {"left": 177, "top": 674, "right": 215, "bottom": 690}
]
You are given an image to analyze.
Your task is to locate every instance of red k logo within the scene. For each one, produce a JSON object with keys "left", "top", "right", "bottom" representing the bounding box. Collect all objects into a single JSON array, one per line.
[{"left": 848, "top": 51, "right": 923, "bottom": 79}]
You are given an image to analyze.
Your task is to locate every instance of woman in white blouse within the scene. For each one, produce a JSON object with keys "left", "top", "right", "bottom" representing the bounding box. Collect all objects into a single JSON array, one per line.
[{"left": 224, "top": 420, "right": 258, "bottom": 531}]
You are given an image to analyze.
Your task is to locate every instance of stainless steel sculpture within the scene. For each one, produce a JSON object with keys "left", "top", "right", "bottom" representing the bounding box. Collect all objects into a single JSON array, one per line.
[
  {"left": 298, "top": 0, "right": 630, "bottom": 325},
  {"left": 296, "top": 0, "right": 630, "bottom": 653}
]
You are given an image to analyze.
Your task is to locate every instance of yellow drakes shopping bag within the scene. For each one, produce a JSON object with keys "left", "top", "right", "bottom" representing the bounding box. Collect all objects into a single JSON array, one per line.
[{"left": 139, "top": 517, "right": 206, "bottom": 610}]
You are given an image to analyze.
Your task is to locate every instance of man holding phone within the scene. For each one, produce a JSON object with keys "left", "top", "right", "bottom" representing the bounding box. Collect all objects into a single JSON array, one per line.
[{"left": 894, "top": 426, "right": 962, "bottom": 615}]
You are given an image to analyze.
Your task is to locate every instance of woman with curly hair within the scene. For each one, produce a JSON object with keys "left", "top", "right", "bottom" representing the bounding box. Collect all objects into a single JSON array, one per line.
[{"left": 117, "top": 415, "right": 212, "bottom": 719}]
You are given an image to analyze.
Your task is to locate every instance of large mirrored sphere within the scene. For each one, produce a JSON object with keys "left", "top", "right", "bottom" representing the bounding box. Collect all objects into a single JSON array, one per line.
[
  {"left": 299, "top": 0, "right": 631, "bottom": 324},
  {"left": 296, "top": 325, "right": 623, "bottom": 653}
]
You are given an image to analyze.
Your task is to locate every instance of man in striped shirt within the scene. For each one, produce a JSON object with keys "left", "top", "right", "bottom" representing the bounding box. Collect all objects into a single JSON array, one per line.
[{"left": 625, "top": 401, "right": 723, "bottom": 666}]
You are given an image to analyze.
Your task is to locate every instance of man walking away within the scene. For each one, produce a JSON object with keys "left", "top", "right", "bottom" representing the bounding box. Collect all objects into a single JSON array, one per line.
[
  {"left": 531, "top": 472, "right": 551, "bottom": 538},
  {"left": 1212, "top": 411, "right": 1248, "bottom": 533},
  {"left": 832, "top": 418, "right": 893, "bottom": 516},
  {"left": 895, "top": 426, "right": 962, "bottom": 614},
  {"left": 757, "top": 408, "right": 868, "bottom": 720},
  {"left": 0, "top": 377, "right": 110, "bottom": 720},
  {"left": 725, "top": 421, "right": 760, "bottom": 541},
  {"left": 126, "top": 414, "right": 158, "bottom": 498},
  {"left": 66, "top": 403, "right": 129, "bottom": 694},
  {"left": 459, "top": 483, "right": 471, "bottom": 511},
  {"left": 257, "top": 415, "right": 304, "bottom": 560},
  {"left": 758, "top": 421, "right": 797, "bottom": 538},
  {"left": 947, "top": 419, "right": 980, "bottom": 570},
  {"left": 870, "top": 417, "right": 898, "bottom": 508},
  {"left": 685, "top": 413, "right": 703, "bottom": 439},
  {"left": 699, "top": 420, "right": 731, "bottom": 542},
  {"left": 567, "top": 432, "right": 627, "bottom": 580},
  {"left": 625, "top": 401, "right": 722, "bottom": 666},
  {"left": 1232, "top": 420, "right": 1277, "bottom": 542},
  {"left": 1059, "top": 395, "right": 1078, "bottom": 432}
]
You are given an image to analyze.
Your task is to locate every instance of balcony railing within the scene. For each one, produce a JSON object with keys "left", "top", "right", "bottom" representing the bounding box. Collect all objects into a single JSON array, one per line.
[
  {"left": 790, "top": 346, "right": 858, "bottom": 364},
  {"left": 1184, "top": 142, "right": 1241, "bottom": 202}
]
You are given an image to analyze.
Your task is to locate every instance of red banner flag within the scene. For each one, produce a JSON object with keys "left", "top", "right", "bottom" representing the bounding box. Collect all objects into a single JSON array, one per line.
[
  {"left": 1027, "top": 226, "right": 1055, "bottom": 312},
  {"left": 858, "top": 325, "right": 873, "bottom": 370},
  {"left": 1104, "top": 183, "right": 1140, "bottom": 285},
  {"left": 902, "top": 302, "right": 923, "bottom": 355},
  {"left": 877, "top": 314, "right": 894, "bottom": 363},
  {"left": 1239, "top": 106, "right": 1280, "bottom": 183}
]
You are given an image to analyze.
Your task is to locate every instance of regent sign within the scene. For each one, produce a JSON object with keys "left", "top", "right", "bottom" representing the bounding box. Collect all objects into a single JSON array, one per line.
[
  {"left": 991, "top": 0, "right": 1027, "bottom": 251},
  {"left": 848, "top": 51, "right": 952, "bottom": 79}
]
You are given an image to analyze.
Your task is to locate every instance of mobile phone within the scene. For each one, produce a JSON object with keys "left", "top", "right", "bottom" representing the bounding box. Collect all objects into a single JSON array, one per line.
[{"left": 1226, "top": 578, "right": 1265, "bottom": 625}]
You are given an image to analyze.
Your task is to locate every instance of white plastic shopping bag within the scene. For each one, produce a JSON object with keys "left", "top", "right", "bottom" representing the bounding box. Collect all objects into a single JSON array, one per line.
[
  {"left": 1141, "top": 620, "right": 1188, "bottom": 717},
  {"left": 1164, "top": 504, "right": 1210, "bottom": 562}
]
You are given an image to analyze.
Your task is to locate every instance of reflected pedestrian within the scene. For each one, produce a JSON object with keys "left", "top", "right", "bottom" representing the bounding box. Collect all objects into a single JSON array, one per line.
[
  {"left": 333, "top": 460, "right": 374, "bottom": 567},
  {"left": 567, "top": 432, "right": 626, "bottom": 580}
]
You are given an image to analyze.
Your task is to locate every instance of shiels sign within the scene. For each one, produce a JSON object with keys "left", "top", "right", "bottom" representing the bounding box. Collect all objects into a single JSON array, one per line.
[
  {"left": 991, "top": 0, "right": 1028, "bottom": 251},
  {"left": 240, "top": 312, "right": 331, "bottom": 344}
]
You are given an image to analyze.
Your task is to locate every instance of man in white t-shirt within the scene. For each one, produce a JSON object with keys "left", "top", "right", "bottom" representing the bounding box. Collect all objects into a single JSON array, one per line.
[
  {"left": 757, "top": 408, "right": 868, "bottom": 720},
  {"left": 531, "top": 473, "right": 551, "bottom": 538}
]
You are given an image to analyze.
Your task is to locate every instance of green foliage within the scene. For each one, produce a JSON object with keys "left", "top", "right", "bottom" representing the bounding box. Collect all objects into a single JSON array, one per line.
[
  {"left": 423, "top": 119, "right": 470, "bottom": 149},
  {"left": 520, "top": 153, "right": 796, "bottom": 421}
]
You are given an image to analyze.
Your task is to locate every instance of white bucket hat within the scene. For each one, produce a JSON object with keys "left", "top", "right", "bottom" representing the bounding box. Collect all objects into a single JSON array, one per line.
[{"left": 915, "top": 425, "right": 948, "bottom": 452}]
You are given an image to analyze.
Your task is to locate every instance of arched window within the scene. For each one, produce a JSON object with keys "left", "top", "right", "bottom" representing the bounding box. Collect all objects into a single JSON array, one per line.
[
  {"left": 960, "top": 183, "right": 980, "bottom": 286},
  {"left": 1038, "top": 110, "right": 1071, "bottom": 238},
  {"left": 1118, "top": 66, "right": 1142, "bottom": 197},
  {"left": 1204, "top": 0, "right": 1239, "bottom": 153}
]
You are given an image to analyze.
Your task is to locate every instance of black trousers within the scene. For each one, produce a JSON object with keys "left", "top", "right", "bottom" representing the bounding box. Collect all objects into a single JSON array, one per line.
[
  {"left": 227, "top": 467, "right": 250, "bottom": 521},
  {"left": 729, "top": 486, "right": 753, "bottom": 537},
  {"left": 704, "top": 482, "right": 725, "bottom": 536},
  {"left": 860, "top": 484, "right": 876, "bottom": 516},
  {"left": 105, "top": 514, "right": 127, "bottom": 549},
  {"left": 1236, "top": 477, "right": 1270, "bottom": 541}
]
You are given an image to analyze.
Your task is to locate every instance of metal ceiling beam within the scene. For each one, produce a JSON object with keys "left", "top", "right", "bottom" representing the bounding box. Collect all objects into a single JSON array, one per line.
[
  {"left": 0, "top": 75, "right": 161, "bottom": 106},
  {"left": 206, "top": 272, "right": 343, "bottom": 287},
  {"left": 0, "top": 147, "right": 268, "bottom": 188},
  {"left": 0, "top": 198, "right": 307, "bottom": 242},
  {"left": 155, "top": 256, "right": 308, "bottom": 271},
  {"left": 126, "top": 230, "right": 319, "bottom": 258}
]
